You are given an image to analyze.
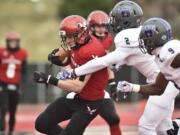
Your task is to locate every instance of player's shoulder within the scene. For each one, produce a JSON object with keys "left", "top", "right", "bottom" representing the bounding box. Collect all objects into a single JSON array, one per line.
[
  {"left": 106, "top": 34, "right": 113, "bottom": 41},
  {"left": 114, "top": 26, "right": 142, "bottom": 45},
  {"left": 81, "top": 36, "right": 106, "bottom": 57},
  {"left": 159, "top": 39, "right": 180, "bottom": 60},
  {"left": 105, "top": 34, "right": 113, "bottom": 44},
  {"left": 0, "top": 46, "right": 6, "bottom": 50},
  {"left": 0, "top": 47, "right": 6, "bottom": 53},
  {"left": 19, "top": 48, "right": 28, "bottom": 57},
  {"left": 0, "top": 47, "right": 4, "bottom": 51}
]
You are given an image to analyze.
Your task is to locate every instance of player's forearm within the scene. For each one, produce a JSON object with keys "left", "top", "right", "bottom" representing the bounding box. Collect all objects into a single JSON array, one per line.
[
  {"left": 133, "top": 73, "right": 168, "bottom": 95},
  {"left": 57, "top": 80, "right": 83, "bottom": 93},
  {"left": 139, "top": 84, "right": 165, "bottom": 95},
  {"left": 171, "top": 53, "right": 180, "bottom": 68}
]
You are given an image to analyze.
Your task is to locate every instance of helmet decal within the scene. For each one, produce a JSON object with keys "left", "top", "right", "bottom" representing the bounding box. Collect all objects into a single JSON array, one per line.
[
  {"left": 121, "top": 9, "right": 130, "bottom": 17},
  {"left": 145, "top": 29, "right": 153, "bottom": 37},
  {"left": 59, "top": 15, "right": 90, "bottom": 50}
]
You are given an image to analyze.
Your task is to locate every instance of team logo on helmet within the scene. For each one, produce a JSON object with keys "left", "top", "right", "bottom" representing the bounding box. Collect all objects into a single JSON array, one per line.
[{"left": 59, "top": 15, "right": 89, "bottom": 50}]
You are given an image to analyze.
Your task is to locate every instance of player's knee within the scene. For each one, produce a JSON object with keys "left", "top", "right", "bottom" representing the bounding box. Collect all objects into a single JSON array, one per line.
[
  {"left": 138, "top": 117, "right": 156, "bottom": 135},
  {"left": 108, "top": 114, "right": 120, "bottom": 126},
  {"left": 138, "top": 126, "right": 156, "bottom": 135},
  {"left": 139, "top": 116, "right": 151, "bottom": 128},
  {"left": 9, "top": 114, "right": 15, "bottom": 122},
  {"left": 138, "top": 126, "right": 147, "bottom": 135},
  {"left": 35, "top": 114, "right": 49, "bottom": 133},
  {"left": 156, "top": 129, "right": 175, "bottom": 135}
]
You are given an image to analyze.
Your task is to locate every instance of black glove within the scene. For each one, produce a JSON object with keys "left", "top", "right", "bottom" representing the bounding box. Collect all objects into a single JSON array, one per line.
[
  {"left": 48, "top": 48, "right": 64, "bottom": 66},
  {"left": 33, "top": 71, "right": 59, "bottom": 86},
  {"left": 33, "top": 71, "right": 48, "bottom": 84},
  {"left": 108, "top": 79, "right": 120, "bottom": 102}
]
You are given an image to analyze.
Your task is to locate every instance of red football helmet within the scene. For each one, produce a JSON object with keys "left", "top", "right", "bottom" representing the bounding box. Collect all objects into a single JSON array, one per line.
[
  {"left": 6, "top": 31, "right": 21, "bottom": 41},
  {"left": 5, "top": 31, "right": 21, "bottom": 51},
  {"left": 87, "top": 10, "right": 109, "bottom": 37},
  {"left": 59, "top": 15, "right": 89, "bottom": 50}
]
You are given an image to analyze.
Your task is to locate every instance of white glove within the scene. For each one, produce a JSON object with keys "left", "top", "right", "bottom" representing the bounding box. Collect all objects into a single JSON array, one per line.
[
  {"left": 117, "top": 81, "right": 140, "bottom": 93},
  {"left": 56, "top": 69, "right": 76, "bottom": 80}
]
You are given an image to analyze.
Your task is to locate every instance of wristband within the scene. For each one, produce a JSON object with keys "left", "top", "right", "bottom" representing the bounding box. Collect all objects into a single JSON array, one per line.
[
  {"left": 72, "top": 69, "right": 77, "bottom": 78},
  {"left": 132, "top": 84, "right": 140, "bottom": 93},
  {"left": 108, "top": 79, "right": 116, "bottom": 85},
  {"left": 47, "top": 75, "right": 59, "bottom": 86}
]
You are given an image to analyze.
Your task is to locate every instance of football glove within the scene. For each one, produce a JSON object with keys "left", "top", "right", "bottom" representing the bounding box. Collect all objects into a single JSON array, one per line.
[
  {"left": 48, "top": 48, "right": 63, "bottom": 66},
  {"left": 56, "top": 69, "right": 76, "bottom": 80},
  {"left": 117, "top": 81, "right": 140, "bottom": 93},
  {"left": 33, "top": 71, "right": 58, "bottom": 86},
  {"left": 117, "top": 81, "right": 133, "bottom": 93}
]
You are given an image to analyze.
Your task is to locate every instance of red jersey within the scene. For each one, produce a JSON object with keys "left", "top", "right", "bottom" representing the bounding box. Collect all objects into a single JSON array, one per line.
[
  {"left": 98, "top": 34, "right": 113, "bottom": 51},
  {"left": 0, "top": 47, "right": 28, "bottom": 84},
  {"left": 70, "top": 36, "right": 108, "bottom": 101}
]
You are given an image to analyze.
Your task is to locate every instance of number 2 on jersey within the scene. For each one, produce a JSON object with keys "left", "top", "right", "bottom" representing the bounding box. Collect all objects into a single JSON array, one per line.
[{"left": 125, "top": 37, "right": 130, "bottom": 45}]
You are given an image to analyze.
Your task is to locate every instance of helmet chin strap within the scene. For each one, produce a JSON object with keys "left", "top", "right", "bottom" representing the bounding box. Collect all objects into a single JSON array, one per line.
[
  {"left": 95, "top": 32, "right": 106, "bottom": 38},
  {"left": 91, "top": 25, "right": 108, "bottom": 38},
  {"left": 92, "top": 31, "right": 108, "bottom": 39}
]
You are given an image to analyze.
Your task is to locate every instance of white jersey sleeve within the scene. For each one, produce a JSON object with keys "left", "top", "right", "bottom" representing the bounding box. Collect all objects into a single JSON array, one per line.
[
  {"left": 75, "top": 48, "right": 127, "bottom": 76},
  {"left": 155, "top": 39, "right": 180, "bottom": 89},
  {"left": 114, "top": 26, "right": 142, "bottom": 48}
]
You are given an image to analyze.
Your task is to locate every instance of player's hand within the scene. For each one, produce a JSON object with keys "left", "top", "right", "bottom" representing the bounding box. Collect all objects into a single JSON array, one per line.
[
  {"left": 33, "top": 71, "right": 49, "bottom": 84},
  {"left": 108, "top": 80, "right": 120, "bottom": 101},
  {"left": 48, "top": 48, "right": 63, "bottom": 66},
  {"left": 109, "top": 83, "right": 117, "bottom": 96},
  {"left": 56, "top": 69, "right": 76, "bottom": 80},
  {"left": 117, "top": 81, "right": 133, "bottom": 93},
  {"left": 34, "top": 71, "right": 59, "bottom": 86}
]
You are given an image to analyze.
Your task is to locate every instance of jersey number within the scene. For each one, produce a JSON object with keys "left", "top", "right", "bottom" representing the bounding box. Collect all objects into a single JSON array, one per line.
[
  {"left": 6, "top": 63, "right": 16, "bottom": 78},
  {"left": 168, "top": 48, "right": 175, "bottom": 54},
  {"left": 125, "top": 37, "right": 130, "bottom": 45}
]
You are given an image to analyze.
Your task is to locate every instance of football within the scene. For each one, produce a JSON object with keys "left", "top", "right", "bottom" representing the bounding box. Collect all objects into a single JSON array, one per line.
[{"left": 56, "top": 48, "right": 70, "bottom": 64}]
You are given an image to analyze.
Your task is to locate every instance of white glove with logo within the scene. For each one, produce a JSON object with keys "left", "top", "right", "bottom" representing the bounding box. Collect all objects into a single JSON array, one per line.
[
  {"left": 56, "top": 69, "right": 76, "bottom": 80},
  {"left": 117, "top": 81, "right": 140, "bottom": 93}
]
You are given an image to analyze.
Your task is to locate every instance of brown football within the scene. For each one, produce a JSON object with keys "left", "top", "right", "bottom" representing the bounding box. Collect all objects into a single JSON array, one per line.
[{"left": 55, "top": 48, "right": 70, "bottom": 64}]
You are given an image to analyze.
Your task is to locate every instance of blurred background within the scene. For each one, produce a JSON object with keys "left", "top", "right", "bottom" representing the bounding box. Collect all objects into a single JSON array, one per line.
[{"left": 0, "top": 0, "right": 179, "bottom": 134}]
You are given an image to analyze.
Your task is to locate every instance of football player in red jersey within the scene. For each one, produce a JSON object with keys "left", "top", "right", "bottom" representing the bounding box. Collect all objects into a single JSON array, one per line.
[
  {"left": 0, "top": 31, "right": 28, "bottom": 135},
  {"left": 87, "top": 10, "right": 113, "bottom": 51},
  {"left": 33, "top": 15, "right": 110, "bottom": 135},
  {"left": 87, "top": 10, "right": 121, "bottom": 135}
]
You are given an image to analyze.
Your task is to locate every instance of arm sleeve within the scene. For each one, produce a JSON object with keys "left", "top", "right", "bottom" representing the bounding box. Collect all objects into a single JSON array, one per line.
[{"left": 75, "top": 49, "right": 126, "bottom": 76}]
